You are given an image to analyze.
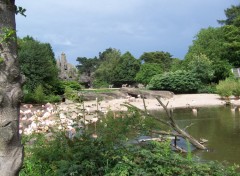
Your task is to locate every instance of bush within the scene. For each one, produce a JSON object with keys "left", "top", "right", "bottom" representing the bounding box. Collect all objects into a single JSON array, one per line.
[
  {"left": 64, "top": 86, "right": 82, "bottom": 102},
  {"left": 198, "top": 84, "right": 216, "bottom": 93},
  {"left": 20, "top": 106, "right": 240, "bottom": 175},
  {"left": 216, "top": 78, "right": 240, "bottom": 98},
  {"left": 135, "top": 63, "right": 163, "bottom": 85},
  {"left": 216, "top": 78, "right": 235, "bottom": 98},
  {"left": 61, "top": 80, "right": 82, "bottom": 91},
  {"left": 148, "top": 70, "right": 200, "bottom": 93},
  {"left": 92, "top": 79, "right": 109, "bottom": 88},
  {"left": 23, "top": 84, "right": 61, "bottom": 104}
]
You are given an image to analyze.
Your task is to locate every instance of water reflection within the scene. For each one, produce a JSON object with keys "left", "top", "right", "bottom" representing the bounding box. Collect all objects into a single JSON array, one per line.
[{"left": 152, "top": 106, "right": 240, "bottom": 165}]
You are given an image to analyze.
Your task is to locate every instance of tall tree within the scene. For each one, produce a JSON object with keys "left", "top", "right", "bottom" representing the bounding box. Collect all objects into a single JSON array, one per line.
[
  {"left": 0, "top": 0, "right": 24, "bottom": 175},
  {"left": 76, "top": 56, "right": 99, "bottom": 76},
  {"left": 112, "top": 51, "right": 140, "bottom": 86},
  {"left": 18, "top": 36, "right": 59, "bottom": 94},
  {"left": 135, "top": 63, "right": 163, "bottom": 85},
  {"left": 184, "top": 27, "right": 232, "bottom": 82},
  {"left": 94, "top": 48, "right": 121, "bottom": 84},
  {"left": 218, "top": 4, "right": 240, "bottom": 27},
  {"left": 139, "top": 51, "right": 173, "bottom": 71}
]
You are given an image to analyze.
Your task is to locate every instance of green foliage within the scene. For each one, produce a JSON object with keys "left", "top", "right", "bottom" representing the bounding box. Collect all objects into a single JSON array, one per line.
[
  {"left": 15, "top": 6, "right": 26, "bottom": 17},
  {"left": 18, "top": 36, "right": 59, "bottom": 94},
  {"left": 198, "top": 84, "right": 216, "bottom": 94},
  {"left": 218, "top": 4, "right": 240, "bottom": 27},
  {"left": 0, "top": 27, "right": 16, "bottom": 43},
  {"left": 23, "top": 85, "right": 61, "bottom": 104},
  {"left": 149, "top": 70, "right": 200, "bottom": 93},
  {"left": 211, "top": 60, "right": 232, "bottom": 83},
  {"left": 61, "top": 80, "right": 82, "bottom": 91},
  {"left": 140, "top": 51, "right": 173, "bottom": 72},
  {"left": 20, "top": 111, "right": 240, "bottom": 176},
  {"left": 0, "top": 57, "right": 4, "bottom": 63},
  {"left": 94, "top": 48, "right": 121, "bottom": 84},
  {"left": 92, "top": 79, "right": 109, "bottom": 88},
  {"left": 64, "top": 86, "right": 82, "bottom": 102},
  {"left": 187, "top": 54, "right": 214, "bottom": 84},
  {"left": 222, "top": 25, "right": 240, "bottom": 67},
  {"left": 33, "top": 84, "right": 46, "bottom": 103},
  {"left": 112, "top": 51, "right": 140, "bottom": 86},
  {"left": 184, "top": 27, "right": 233, "bottom": 83},
  {"left": 216, "top": 78, "right": 236, "bottom": 98},
  {"left": 76, "top": 56, "right": 99, "bottom": 75},
  {"left": 135, "top": 63, "right": 163, "bottom": 85},
  {"left": 185, "top": 27, "right": 225, "bottom": 63},
  {"left": 232, "top": 80, "right": 240, "bottom": 98}
]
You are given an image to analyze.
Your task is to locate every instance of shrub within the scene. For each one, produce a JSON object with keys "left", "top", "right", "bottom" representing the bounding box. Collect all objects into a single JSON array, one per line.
[
  {"left": 33, "top": 84, "right": 46, "bottom": 103},
  {"left": 64, "top": 86, "right": 82, "bottom": 102},
  {"left": 232, "top": 80, "right": 240, "bottom": 98},
  {"left": 61, "top": 80, "right": 82, "bottom": 91},
  {"left": 20, "top": 106, "right": 240, "bottom": 175},
  {"left": 216, "top": 78, "right": 235, "bottom": 98},
  {"left": 198, "top": 84, "right": 216, "bottom": 93},
  {"left": 92, "top": 79, "right": 109, "bottom": 88},
  {"left": 23, "top": 84, "right": 61, "bottom": 104},
  {"left": 148, "top": 70, "right": 200, "bottom": 93},
  {"left": 135, "top": 63, "right": 163, "bottom": 85}
]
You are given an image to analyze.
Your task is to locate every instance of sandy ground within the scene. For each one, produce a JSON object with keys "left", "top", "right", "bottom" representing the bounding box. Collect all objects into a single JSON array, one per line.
[{"left": 81, "top": 94, "right": 227, "bottom": 112}]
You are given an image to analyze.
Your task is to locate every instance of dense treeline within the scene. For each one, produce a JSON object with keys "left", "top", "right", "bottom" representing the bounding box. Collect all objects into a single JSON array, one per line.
[
  {"left": 76, "top": 3, "right": 240, "bottom": 94},
  {"left": 17, "top": 4, "right": 240, "bottom": 97}
]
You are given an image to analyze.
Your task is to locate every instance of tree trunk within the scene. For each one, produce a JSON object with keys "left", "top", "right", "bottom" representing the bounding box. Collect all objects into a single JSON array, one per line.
[
  {"left": 156, "top": 97, "right": 206, "bottom": 150},
  {"left": 0, "top": 0, "right": 24, "bottom": 175}
]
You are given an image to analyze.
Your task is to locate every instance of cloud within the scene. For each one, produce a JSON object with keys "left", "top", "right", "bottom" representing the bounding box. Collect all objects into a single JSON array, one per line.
[{"left": 16, "top": 0, "right": 239, "bottom": 64}]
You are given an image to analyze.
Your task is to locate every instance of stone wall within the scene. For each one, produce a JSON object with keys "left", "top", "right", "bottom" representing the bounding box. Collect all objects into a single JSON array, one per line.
[{"left": 56, "top": 52, "right": 78, "bottom": 80}]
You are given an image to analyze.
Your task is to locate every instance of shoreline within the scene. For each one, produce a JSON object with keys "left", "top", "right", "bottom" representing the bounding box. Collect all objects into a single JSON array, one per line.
[{"left": 79, "top": 93, "right": 227, "bottom": 112}]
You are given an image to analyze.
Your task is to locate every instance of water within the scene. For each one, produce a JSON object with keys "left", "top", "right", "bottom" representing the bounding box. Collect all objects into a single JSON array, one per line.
[{"left": 166, "top": 106, "right": 240, "bottom": 165}]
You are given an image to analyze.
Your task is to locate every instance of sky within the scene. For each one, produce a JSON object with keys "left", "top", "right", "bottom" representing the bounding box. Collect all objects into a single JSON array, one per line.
[{"left": 16, "top": 0, "right": 239, "bottom": 65}]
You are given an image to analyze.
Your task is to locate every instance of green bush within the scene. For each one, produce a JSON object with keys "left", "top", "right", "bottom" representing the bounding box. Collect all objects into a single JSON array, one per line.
[
  {"left": 64, "top": 86, "right": 82, "bottom": 102},
  {"left": 135, "top": 63, "right": 163, "bottom": 85},
  {"left": 216, "top": 78, "right": 235, "bottom": 98},
  {"left": 198, "top": 84, "right": 217, "bottom": 93},
  {"left": 23, "top": 84, "right": 61, "bottom": 104},
  {"left": 61, "top": 80, "right": 82, "bottom": 91},
  {"left": 148, "top": 70, "right": 200, "bottom": 93},
  {"left": 20, "top": 119, "right": 239, "bottom": 176},
  {"left": 34, "top": 85, "right": 46, "bottom": 103},
  {"left": 232, "top": 80, "right": 240, "bottom": 98},
  {"left": 92, "top": 79, "right": 109, "bottom": 88}
]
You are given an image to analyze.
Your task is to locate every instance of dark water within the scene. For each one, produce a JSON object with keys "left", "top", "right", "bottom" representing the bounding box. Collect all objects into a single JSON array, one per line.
[{"left": 167, "top": 106, "right": 240, "bottom": 165}]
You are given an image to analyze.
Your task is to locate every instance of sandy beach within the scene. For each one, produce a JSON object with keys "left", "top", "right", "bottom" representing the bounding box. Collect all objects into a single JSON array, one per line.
[{"left": 80, "top": 94, "right": 227, "bottom": 112}]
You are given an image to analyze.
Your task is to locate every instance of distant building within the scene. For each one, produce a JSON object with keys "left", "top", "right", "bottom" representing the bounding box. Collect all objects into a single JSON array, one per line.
[
  {"left": 231, "top": 68, "right": 240, "bottom": 78},
  {"left": 56, "top": 52, "right": 78, "bottom": 80}
]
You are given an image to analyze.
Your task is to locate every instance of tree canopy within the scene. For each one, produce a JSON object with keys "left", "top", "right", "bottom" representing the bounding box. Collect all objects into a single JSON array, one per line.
[{"left": 18, "top": 36, "right": 59, "bottom": 93}]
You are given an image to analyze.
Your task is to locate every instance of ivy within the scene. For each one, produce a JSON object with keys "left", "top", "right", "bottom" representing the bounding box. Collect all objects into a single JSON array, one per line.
[
  {"left": 0, "top": 27, "right": 16, "bottom": 44},
  {"left": 0, "top": 57, "right": 4, "bottom": 63}
]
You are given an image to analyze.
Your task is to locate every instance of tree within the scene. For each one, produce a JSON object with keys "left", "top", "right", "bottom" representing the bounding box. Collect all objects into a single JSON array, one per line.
[
  {"left": 184, "top": 27, "right": 225, "bottom": 63},
  {"left": 76, "top": 56, "right": 99, "bottom": 76},
  {"left": 0, "top": 0, "right": 24, "bottom": 175},
  {"left": 94, "top": 48, "right": 121, "bottom": 85},
  {"left": 112, "top": 51, "right": 140, "bottom": 86},
  {"left": 18, "top": 36, "right": 59, "bottom": 94},
  {"left": 149, "top": 70, "right": 200, "bottom": 93},
  {"left": 218, "top": 4, "right": 240, "bottom": 27},
  {"left": 222, "top": 25, "right": 240, "bottom": 67},
  {"left": 187, "top": 54, "right": 214, "bottom": 84},
  {"left": 139, "top": 51, "right": 173, "bottom": 71},
  {"left": 135, "top": 63, "right": 163, "bottom": 85},
  {"left": 184, "top": 27, "right": 233, "bottom": 82}
]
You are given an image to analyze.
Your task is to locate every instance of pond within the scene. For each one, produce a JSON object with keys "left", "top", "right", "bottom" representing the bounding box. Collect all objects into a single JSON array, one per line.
[{"left": 168, "top": 106, "right": 240, "bottom": 165}]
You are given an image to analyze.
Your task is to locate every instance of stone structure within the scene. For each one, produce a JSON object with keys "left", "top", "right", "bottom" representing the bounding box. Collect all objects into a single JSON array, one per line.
[{"left": 56, "top": 52, "right": 78, "bottom": 80}]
